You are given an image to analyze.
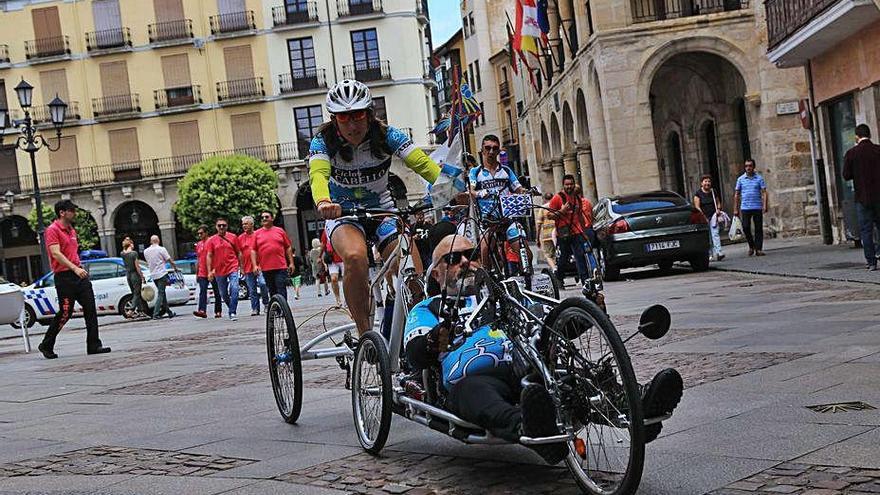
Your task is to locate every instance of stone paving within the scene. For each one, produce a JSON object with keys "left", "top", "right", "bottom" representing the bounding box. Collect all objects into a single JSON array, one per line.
[
  {"left": 103, "top": 365, "right": 266, "bottom": 396},
  {"left": 713, "top": 463, "right": 880, "bottom": 494}
]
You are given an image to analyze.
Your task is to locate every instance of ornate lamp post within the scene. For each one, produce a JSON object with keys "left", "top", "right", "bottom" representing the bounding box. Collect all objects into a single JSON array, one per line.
[{"left": 0, "top": 79, "right": 68, "bottom": 274}]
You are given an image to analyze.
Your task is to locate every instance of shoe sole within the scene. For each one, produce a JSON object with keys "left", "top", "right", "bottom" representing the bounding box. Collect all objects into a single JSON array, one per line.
[{"left": 643, "top": 369, "right": 683, "bottom": 419}]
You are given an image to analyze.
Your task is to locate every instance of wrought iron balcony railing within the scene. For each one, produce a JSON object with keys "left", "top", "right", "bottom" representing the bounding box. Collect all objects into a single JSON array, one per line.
[
  {"left": 337, "top": 0, "right": 383, "bottom": 17},
  {"left": 279, "top": 68, "right": 327, "bottom": 94},
  {"left": 342, "top": 60, "right": 391, "bottom": 82},
  {"left": 154, "top": 85, "right": 202, "bottom": 109},
  {"left": 86, "top": 27, "right": 131, "bottom": 51},
  {"left": 0, "top": 44, "right": 9, "bottom": 63},
  {"left": 209, "top": 10, "right": 256, "bottom": 34},
  {"left": 216, "top": 77, "right": 265, "bottom": 102},
  {"left": 765, "top": 0, "right": 838, "bottom": 49},
  {"left": 30, "top": 101, "right": 81, "bottom": 124},
  {"left": 92, "top": 93, "right": 141, "bottom": 117},
  {"left": 272, "top": 2, "right": 319, "bottom": 26},
  {"left": 25, "top": 36, "right": 70, "bottom": 59},
  {"left": 148, "top": 19, "right": 193, "bottom": 43},
  {"left": 499, "top": 81, "right": 511, "bottom": 100},
  {"left": 630, "top": 0, "right": 749, "bottom": 23}
]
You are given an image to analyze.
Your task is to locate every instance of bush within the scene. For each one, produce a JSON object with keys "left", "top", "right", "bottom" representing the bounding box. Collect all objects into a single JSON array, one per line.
[
  {"left": 28, "top": 204, "right": 100, "bottom": 250},
  {"left": 174, "top": 154, "right": 279, "bottom": 234}
]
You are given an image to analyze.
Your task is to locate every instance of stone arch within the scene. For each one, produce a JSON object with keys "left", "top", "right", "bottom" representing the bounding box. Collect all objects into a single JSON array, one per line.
[
  {"left": 561, "top": 102, "right": 575, "bottom": 152},
  {"left": 539, "top": 122, "right": 550, "bottom": 165},
  {"left": 549, "top": 113, "right": 562, "bottom": 159},
  {"left": 575, "top": 89, "right": 589, "bottom": 143},
  {"left": 658, "top": 121, "right": 686, "bottom": 195},
  {"left": 1, "top": 214, "right": 40, "bottom": 284},
  {"left": 112, "top": 200, "right": 160, "bottom": 254},
  {"left": 694, "top": 111, "right": 723, "bottom": 194}
]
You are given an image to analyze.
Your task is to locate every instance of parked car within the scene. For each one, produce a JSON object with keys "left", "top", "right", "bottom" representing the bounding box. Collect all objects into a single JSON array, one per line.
[
  {"left": 0, "top": 276, "right": 24, "bottom": 327},
  {"left": 593, "top": 191, "right": 710, "bottom": 281},
  {"left": 171, "top": 259, "right": 248, "bottom": 302},
  {"left": 13, "top": 258, "right": 190, "bottom": 328}
]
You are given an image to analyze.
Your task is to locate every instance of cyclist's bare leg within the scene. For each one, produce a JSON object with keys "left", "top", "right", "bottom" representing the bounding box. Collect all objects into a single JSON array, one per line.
[
  {"left": 379, "top": 237, "right": 401, "bottom": 294},
  {"left": 330, "top": 225, "right": 371, "bottom": 335}
]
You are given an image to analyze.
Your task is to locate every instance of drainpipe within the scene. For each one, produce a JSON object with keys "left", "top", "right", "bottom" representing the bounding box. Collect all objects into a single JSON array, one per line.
[
  {"left": 805, "top": 61, "right": 833, "bottom": 245},
  {"left": 324, "top": 0, "right": 339, "bottom": 83}
]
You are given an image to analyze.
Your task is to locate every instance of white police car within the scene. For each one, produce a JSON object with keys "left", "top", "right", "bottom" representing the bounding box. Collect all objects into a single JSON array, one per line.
[{"left": 15, "top": 257, "right": 189, "bottom": 328}]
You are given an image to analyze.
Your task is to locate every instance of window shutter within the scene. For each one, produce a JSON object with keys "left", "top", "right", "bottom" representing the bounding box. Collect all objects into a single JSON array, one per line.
[
  {"left": 230, "top": 112, "right": 263, "bottom": 150},
  {"left": 32, "top": 7, "right": 62, "bottom": 39},
  {"left": 217, "top": 0, "right": 245, "bottom": 14},
  {"left": 161, "top": 54, "right": 191, "bottom": 89},
  {"left": 109, "top": 128, "right": 140, "bottom": 165},
  {"left": 0, "top": 79, "right": 8, "bottom": 110},
  {"left": 92, "top": 0, "right": 122, "bottom": 31},
  {"left": 169, "top": 120, "right": 201, "bottom": 156},
  {"left": 154, "top": 0, "right": 185, "bottom": 23},
  {"left": 39, "top": 69, "right": 69, "bottom": 104},
  {"left": 49, "top": 136, "right": 79, "bottom": 172},
  {"left": 99, "top": 61, "right": 130, "bottom": 96},
  {"left": 223, "top": 45, "right": 254, "bottom": 81}
]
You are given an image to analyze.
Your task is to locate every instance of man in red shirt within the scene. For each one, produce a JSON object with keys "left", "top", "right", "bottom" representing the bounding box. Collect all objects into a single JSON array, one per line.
[
  {"left": 238, "top": 216, "right": 270, "bottom": 315},
  {"left": 548, "top": 175, "right": 593, "bottom": 288},
  {"left": 37, "top": 200, "right": 111, "bottom": 359},
  {"left": 192, "top": 225, "right": 223, "bottom": 319},
  {"left": 252, "top": 210, "right": 294, "bottom": 300},
  {"left": 206, "top": 218, "right": 241, "bottom": 321}
]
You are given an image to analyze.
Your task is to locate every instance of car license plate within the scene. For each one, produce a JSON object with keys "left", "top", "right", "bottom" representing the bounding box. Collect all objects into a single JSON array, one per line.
[{"left": 646, "top": 240, "right": 680, "bottom": 252}]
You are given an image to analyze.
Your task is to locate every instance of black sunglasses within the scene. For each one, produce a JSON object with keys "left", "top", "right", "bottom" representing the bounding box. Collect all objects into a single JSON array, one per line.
[
  {"left": 483, "top": 146, "right": 500, "bottom": 152},
  {"left": 261, "top": 215, "right": 272, "bottom": 220},
  {"left": 441, "top": 248, "right": 477, "bottom": 265},
  {"left": 217, "top": 224, "right": 228, "bottom": 228}
]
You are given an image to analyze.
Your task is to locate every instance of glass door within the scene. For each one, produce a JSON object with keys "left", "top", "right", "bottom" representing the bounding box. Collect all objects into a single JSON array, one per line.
[{"left": 827, "top": 94, "right": 858, "bottom": 240}]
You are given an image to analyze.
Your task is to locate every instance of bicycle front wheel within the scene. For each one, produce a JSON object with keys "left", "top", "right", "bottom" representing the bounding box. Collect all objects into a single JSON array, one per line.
[
  {"left": 545, "top": 298, "right": 645, "bottom": 495},
  {"left": 352, "top": 331, "right": 392, "bottom": 454},
  {"left": 266, "top": 294, "right": 302, "bottom": 424}
]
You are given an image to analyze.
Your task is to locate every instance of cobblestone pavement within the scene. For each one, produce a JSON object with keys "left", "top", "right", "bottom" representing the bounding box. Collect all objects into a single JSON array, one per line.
[
  {"left": 103, "top": 365, "right": 266, "bottom": 396},
  {"left": 41, "top": 348, "right": 209, "bottom": 373},
  {"left": 712, "top": 462, "right": 880, "bottom": 494}
]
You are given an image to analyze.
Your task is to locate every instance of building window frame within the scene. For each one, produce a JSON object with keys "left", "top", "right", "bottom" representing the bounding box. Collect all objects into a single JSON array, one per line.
[{"left": 294, "top": 104, "right": 324, "bottom": 158}]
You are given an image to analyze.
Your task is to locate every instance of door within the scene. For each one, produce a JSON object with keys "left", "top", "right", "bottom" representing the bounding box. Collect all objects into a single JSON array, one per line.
[
  {"left": 99, "top": 60, "right": 132, "bottom": 112},
  {"left": 828, "top": 95, "right": 858, "bottom": 240},
  {"left": 230, "top": 112, "right": 264, "bottom": 158},
  {"left": 154, "top": 0, "right": 185, "bottom": 22},
  {"left": 223, "top": 45, "right": 255, "bottom": 97},
  {"left": 217, "top": 0, "right": 247, "bottom": 31},
  {"left": 169, "top": 120, "right": 202, "bottom": 170},
  {"left": 666, "top": 132, "right": 685, "bottom": 196},
  {"left": 703, "top": 121, "right": 721, "bottom": 197},
  {"left": 160, "top": 54, "right": 193, "bottom": 105},
  {"left": 31, "top": 7, "right": 64, "bottom": 55},
  {"left": 287, "top": 37, "right": 317, "bottom": 89},
  {"left": 92, "top": 0, "right": 123, "bottom": 47},
  {"left": 350, "top": 29, "right": 380, "bottom": 78}
]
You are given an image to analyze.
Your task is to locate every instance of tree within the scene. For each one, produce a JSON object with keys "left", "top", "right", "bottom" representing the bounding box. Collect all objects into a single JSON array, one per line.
[
  {"left": 28, "top": 205, "right": 101, "bottom": 250},
  {"left": 174, "top": 155, "right": 279, "bottom": 234}
]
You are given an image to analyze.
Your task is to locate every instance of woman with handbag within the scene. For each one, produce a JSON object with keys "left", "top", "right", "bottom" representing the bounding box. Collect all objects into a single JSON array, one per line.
[{"left": 693, "top": 175, "right": 726, "bottom": 261}]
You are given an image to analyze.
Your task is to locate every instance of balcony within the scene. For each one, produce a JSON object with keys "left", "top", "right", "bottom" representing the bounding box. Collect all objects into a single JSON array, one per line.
[
  {"left": 342, "top": 60, "right": 391, "bottom": 82},
  {"left": 92, "top": 94, "right": 141, "bottom": 119},
  {"left": 31, "top": 101, "right": 81, "bottom": 125},
  {"left": 85, "top": 27, "right": 132, "bottom": 52},
  {"left": 209, "top": 11, "right": 256, "bottom": 35},
  {"left": 216, "top": 77, "right": 265, "bottom": 104},
  {"left": 272, "top": 2, "right": 319, "bottom": 27},
  {"left": 502, "top": 127, "right": 515, "bottom": 145},
  {"left": 24, "top": 36, "right": 70, "bottom": 60},
  {"left": 337, "top": 0, "right": 383, "bottom": 17},
  {"left": 499, "top": 81, "right": 511, "bottom": 100},
  {"left": 279, "top": 68, "right": 327, "bottom": 94},
  {"left": 0, "top": 44, "right": 9, "bottom": 64},
  {"left": 416, "top": 0, "right": 428, "bottom": 22},
  {"left": 148, "top": 19, "right": 193, "bottom": 44},
  {"left": 630, "top": 0, "right": 749, "bottom": 23},
  {"left": 766, "top": 0, "right": 880, "bottom": 67},
  {"left": 154, "top": 85, "right": 202, "bottom": 111}
]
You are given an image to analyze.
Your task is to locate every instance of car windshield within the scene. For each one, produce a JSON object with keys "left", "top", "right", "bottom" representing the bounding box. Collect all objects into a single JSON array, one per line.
[
  {"left": 612, "top": 195, "right": 686, "bottom": 214},
  {"left": 173, "top": 262, "right": 197, "bottom": 275}
]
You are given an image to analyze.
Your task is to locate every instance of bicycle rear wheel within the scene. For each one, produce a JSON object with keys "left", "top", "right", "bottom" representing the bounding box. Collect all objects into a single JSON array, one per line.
[
  {"left": 352, "top": 331, "right": 392, "bottom": 454},
  {"left": 266, "top": 294, "right": 302, "bottom": 424},
  {"left": 545, "top": 298, "right": 645, "bottom": 495}
]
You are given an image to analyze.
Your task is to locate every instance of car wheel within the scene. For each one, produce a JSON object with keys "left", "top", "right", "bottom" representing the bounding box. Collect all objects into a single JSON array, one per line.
[
  {"left": 602, "top": 248, "right": 621, "bottom": 281},
  {"left": 658, "top": 260, "right": 674, "bottom": 272},
  {"left": 10, "top": 304, "right": 36, "bottom": 329},
  {"left": 690, "top": 255, "right": 710, "bottom": 272}
]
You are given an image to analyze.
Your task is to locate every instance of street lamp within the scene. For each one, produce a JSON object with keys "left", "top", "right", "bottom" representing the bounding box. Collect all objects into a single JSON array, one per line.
[
  {"left": 291, "top": 167, "right": 303, "bottom": 184},
  {"left": 0, "top": 78, "right": 68, "bottom": 274}
]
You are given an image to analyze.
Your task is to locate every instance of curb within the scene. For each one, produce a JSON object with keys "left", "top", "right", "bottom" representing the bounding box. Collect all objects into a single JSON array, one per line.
[{"left": 710, "top": 266, "right": 880, "bottom": 286}]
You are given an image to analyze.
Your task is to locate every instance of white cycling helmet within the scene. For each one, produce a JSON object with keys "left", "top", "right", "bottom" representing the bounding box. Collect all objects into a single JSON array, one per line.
[{"left": 325, "top": 79, "right": 373, "bottom": 114}]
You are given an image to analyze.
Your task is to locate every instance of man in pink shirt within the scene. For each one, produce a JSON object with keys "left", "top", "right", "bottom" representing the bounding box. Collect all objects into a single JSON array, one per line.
[
  {"left": 238, "top": 216, "right": 270, "bottom": 316},
  {"left": 37, "top": 200, "right": 110, "bottom": 359},
  {"left": 206, "top": 218, "right": 242, "bottom": 321},
  {"left": 192, "top": 225, "right": 223, "bottom": 319},
  {"left": 252, "top": 210, "right": 294, "bottom": 300}
]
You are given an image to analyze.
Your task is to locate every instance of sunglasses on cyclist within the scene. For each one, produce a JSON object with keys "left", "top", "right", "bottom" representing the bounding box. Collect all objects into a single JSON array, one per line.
[
  {"left": 441, "top": 248, "right": 477, "bottom": 265},
  {"left": 334, "top": 110, "right": 368, "bottom": 123},
  {"left": 482, "top": 145, "right": 500, "bottom": 153}
]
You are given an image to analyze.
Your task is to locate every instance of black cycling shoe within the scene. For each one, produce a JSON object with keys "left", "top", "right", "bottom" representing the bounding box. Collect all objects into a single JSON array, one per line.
[
  {"left": 38, "top": 343, "right": 58, "bottom": 359},
  {"left": 640, "top": 368, "right": 683, "bottom": 443},
  {"left": 520, "top": 384, "right": 568, "bottom": 465}
]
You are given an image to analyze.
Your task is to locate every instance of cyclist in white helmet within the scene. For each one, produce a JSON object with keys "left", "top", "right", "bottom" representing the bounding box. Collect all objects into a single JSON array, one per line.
[{"left": 309, "top": 79, "right": 442, "bottom": 335}]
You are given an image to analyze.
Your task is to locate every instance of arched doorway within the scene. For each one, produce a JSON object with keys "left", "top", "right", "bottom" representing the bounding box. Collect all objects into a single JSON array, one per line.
[
  {"left": 666, "top": 131, "right": 685, "bottom": 195},
  {"left": 648, "top": 51, "right": 749, "bottom": 202},
  {"left": 114, "top": 201, "right": 160, "bottom": 255},
  {"left": 1, "top": 215, "right": 41, "bottom": 284}
]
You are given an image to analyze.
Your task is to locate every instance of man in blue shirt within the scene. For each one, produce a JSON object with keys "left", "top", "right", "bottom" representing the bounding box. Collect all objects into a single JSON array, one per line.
[{"left": 734, "top": 159, "right": 769, "bottom": 256}]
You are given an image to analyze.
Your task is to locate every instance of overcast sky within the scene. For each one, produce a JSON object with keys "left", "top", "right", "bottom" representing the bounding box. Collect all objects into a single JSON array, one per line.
[{"left": 427, "top": 0, "right": 462, "bottom": 47}]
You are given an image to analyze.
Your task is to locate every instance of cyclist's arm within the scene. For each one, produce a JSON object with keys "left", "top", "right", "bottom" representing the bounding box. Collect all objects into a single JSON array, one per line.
[
  {"left": 308, "top": 135, "right": 332, "bottom": 205},
  {"left": 400, "top": 147, "right": 440, "bottom": 184}
]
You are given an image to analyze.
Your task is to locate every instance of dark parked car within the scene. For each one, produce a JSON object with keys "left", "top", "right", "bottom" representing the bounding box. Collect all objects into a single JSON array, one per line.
[{"left": 593, "top": 191, "right": 710, "bottom": 280}]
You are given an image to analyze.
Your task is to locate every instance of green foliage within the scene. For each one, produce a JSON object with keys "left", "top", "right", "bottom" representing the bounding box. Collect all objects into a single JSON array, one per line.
[
  {"left": 173, "top": 154, "right": 279, "bottom": 234},
  {"left": 28, "top": 204, "right": 100, "bottom": 250}
]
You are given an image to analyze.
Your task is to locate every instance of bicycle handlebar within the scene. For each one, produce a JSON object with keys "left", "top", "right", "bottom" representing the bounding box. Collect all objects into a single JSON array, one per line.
[{"left": 338, "top": 202, "right": 434, "bottom": 220}]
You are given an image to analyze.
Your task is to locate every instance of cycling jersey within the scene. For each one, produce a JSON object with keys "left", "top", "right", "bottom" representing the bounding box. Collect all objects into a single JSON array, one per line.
[
  {"left": 469, "top": 164, "right": 522, "bottom": 217},
  {"left": 309, "top": 125, "right": 440, "bottom": 209}
]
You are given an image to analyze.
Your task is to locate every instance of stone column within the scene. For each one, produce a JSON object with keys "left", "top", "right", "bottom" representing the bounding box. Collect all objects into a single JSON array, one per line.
[
  {"left": 586, "top": 73, "right": 613, "bottom": 198},
  {"left": 562, "top": 152, "right": 578, "bottom": 178},
  {"left": 551, "top": 159, "right": 565, "bottom": 191},
  {"left": 558, "top": 0, "right": 576, "bottom": 62},
  {"left": 577, "top": 146, "right": 598, "bottom": 203},
  {"left": 281, "top": 206, "right": 301, "bottom": 254},
  {"left": 547, "top": 0, "right": 562, "bottom": 75},
  {"left": 99, "top": 229, "right": 116, "bottom": 256},
  {"left": 158, "top": 222, "right": 177, "bottom": 259}
]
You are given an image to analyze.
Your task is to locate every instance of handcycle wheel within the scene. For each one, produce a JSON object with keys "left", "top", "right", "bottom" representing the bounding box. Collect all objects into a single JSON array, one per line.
[
  {"left": 545, "top": 298, "right": 645, "bottom": 495},
  {"left": 266, "top": 294, "right": 303, "bottom": 424},
  {"left": 351, "top": 331, "right": 392, "bottom": 454}
]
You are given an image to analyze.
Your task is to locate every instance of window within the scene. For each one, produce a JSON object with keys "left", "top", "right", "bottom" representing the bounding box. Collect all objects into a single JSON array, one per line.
[
  {"left": 109, "top": 128, "right": 140, "bottom": 166},
  {"left": 373, "top": 96, "right": 386, "bottom": 121},
  {"left": 350, "top": 28, "right": 379, "bottom": 69},
  {"left": 85, "top": 262, "right": 121, "bottom": 280},
  {"left": 468, "top": 63, "right": 474, "bottom": 89},
  {"left": 479, "top": 102, "right": 485, "bottom": 125},
  {"left": 462, "top": 17, "right": 468, "bottom": 38},
  {"left": 294, "top": 105, "right": 323, "bottom": 157},
  {"left": 230, "top": 112, "right": 264, "bottom": 150},
  {"left": 286, "top": 0, "right": 310, "bottom": 13},
  {"left": 469, "top": 13, "right": 475, "bottom": 35},
  {"left": 287, "top": 37, "right": 316, "bottom": 78},
  {"left": 474, "top": 60, "right": 481, "bottom": 91},
  {"left": 0, "top": 79, "right": 7, "bottom": 110}
]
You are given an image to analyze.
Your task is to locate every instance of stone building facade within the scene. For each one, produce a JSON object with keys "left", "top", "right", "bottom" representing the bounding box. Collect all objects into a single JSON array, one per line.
[{"left": 517, "top": 0, "right": 816, "bottom": 238}]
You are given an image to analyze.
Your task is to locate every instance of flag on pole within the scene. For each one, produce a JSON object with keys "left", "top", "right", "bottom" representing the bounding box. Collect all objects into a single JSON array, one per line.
[
  {"left": 514, "top": 0, "right": 541, "bottom": 56},
  {"left": 537, "top": 0, "right": 550, "bottom": 37},
  {"left": 448, "top": 64, "right": 481, "bottom": 133}
]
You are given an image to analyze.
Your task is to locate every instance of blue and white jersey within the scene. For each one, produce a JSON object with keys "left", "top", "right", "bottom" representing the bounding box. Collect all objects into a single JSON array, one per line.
[
  {"left": 469, "top": 165, "right": 522, "bottom": 217},
  {"left": 404, "top": 295, "right": 513, "bottom": 390},
  {"left": 309, "top": 126, "right": 418, "bottom": 209}
]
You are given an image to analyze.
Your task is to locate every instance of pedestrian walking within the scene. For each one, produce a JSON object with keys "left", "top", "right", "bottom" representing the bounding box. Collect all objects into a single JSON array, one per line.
[
  {"left": 733, "top": 159, "right": 769, "bottom": 256},
  {"left": 694, "top": 175, "right": 725, "bottom": 261},
  {"left": 548, "top": 175, "right": 593, "bottom": 288},
  {"left": 121, "top": 238, "right": 148, "bottom": 318},
  {"left": 321, "top": 228, "right": 344, "bottom": 306},
  {"left": 309, "top": 238, "right": 330, "bottom": 297},
  {"left": 238, "top": 215, "right": 269, "bottom": 315},
  {"left": 843, "top": 124, "right": 880, "bottom": 271},
  {"left": 535, "top": 192, "right": 557, "bottom": 271},
  {"left": 206, "top": 218, "right": 241, "bottom": 321},
  {"left": 290, "top": 248, "right": 303, "bottom": 300},
  {"left": 37, "top": 200, "right": 111, "bottom": 359},
  {"left": 192, "top": 225, "right": 223, "bottom": 319},
  {"left": 252, "top": 210, "right": 295, "bottom": 300},
  {"left": 143, "top": 235, "right": 178, "bottom": 319}
]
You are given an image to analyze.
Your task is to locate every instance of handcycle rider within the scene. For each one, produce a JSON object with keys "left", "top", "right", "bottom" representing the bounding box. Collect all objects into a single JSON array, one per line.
[
  {"left": 309, "top": 79, "right": 444, "bottom": 336},
  {"left": 403, "top": 234, "right": 685, "bottom": 464}
]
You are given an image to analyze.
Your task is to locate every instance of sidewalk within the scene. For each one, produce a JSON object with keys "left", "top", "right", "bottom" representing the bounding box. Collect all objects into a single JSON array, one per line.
[{"left": 713, "top": 235, "right": 880, "bottom": 285}]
